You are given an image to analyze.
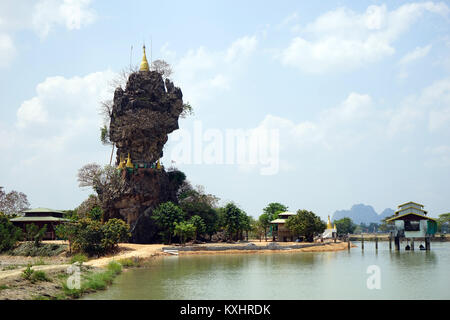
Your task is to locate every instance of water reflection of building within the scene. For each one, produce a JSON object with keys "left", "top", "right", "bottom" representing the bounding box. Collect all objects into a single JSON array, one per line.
[{"left": 387, "top": 202, "right": 438, "bottom": 250}]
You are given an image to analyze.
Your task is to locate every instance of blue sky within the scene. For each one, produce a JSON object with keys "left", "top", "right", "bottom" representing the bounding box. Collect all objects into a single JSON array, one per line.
[{"left": 1, "top": 0, "right": 449, "bottom": 220}]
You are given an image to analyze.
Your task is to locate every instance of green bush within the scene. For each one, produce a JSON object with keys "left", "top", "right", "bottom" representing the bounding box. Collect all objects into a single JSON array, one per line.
[
  {"left": 21, "top": 264, "right": 34, "bottom": 280},
  {"left": 70, "top": 253, "right": 88, "bottom": 264},
  {"left": 31, "top": 270, "right": 50, "bottom": 282},
  {"left": 101, "top": 219, "right": 131, "bottom": 252},
  {"left": 0, "top": 213, "right": 22, "bottom": 252}
]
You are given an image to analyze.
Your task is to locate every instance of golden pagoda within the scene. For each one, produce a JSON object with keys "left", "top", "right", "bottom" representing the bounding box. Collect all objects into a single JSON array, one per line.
[
  {"left": 140, "top": 45, "right": 150, "bottom": 72},
  {"left": 327, "top": 215, "right": 333, "bottom": 229},
  {"left": 126, "top": 153, "right": 134, "bottom": 168}
]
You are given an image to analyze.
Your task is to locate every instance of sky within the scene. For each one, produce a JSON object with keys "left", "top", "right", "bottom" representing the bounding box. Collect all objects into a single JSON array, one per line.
[{"left": 0, "top": 0, "right": 449, "bottom": 220}]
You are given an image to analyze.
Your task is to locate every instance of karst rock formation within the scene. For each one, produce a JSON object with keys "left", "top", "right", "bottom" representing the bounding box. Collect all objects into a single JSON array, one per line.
[{"left": 103, "top": 48, "right": 184, "bottom": 243}]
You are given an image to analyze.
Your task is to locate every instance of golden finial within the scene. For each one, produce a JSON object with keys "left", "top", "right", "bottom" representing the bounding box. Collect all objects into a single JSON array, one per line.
[
  {"left": 156, "top": 159, "right": 161, "bottom": 170},
  {"left": 140, "top": 45, "right": 150, "bottom": 71},
  {"left": 117, "top": 155, "right": 125, "bottom": 169},
  {"left": 327, "top": 215, "right": 333, "bottom": 229},
  {"left": 333, "top": 223, "right": 337, "bottom": 230},
  {"left": 126, "top": 153, "right": 134, "bottom": 168}
]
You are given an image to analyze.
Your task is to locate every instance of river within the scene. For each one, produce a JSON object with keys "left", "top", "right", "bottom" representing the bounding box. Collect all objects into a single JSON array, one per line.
[{"left": 83, "top": 241, "right": 450, "bottom": 299}]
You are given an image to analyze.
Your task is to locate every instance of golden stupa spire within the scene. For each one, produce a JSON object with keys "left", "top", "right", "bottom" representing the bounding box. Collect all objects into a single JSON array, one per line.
[
  {"left": 126, "top": 153, "right": 134, "bottom": 168},
  {"left": 327, "top": 215, "right": 333, "bottom": 230},
  {"left": 156, "top": 159, "right": 161, "bottom": 170},
  {"left": 117, "top": 155, "right": 125, "bottom": 169},
  {"left": 140, "top": 45, "right": 150, "bottom": 71},
  {"left": 333, "top": 223, "right": 337, "bottom": 230}
]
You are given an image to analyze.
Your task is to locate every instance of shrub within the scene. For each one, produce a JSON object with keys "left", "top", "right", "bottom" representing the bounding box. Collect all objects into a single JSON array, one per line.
[
  {"left": 10, "top": 242, "right": 67, "bottom": 257},
  {"left": 31, "top": 270, "right": 50, "bottom": 282},
  {"left": 101, "top": 219, "right": 131, "bottom": 252},
  {"left": 107, "top": 261, "right": 122, "bottom": 275},
  {"left": 70, "top": 253, "right": 88, "bottom": 264},
  {"left": 21, "top": 264, "right": 34, "bottom": 280},
  {"left": 0, "top": 213, "right": 22, "bottom": 252}
]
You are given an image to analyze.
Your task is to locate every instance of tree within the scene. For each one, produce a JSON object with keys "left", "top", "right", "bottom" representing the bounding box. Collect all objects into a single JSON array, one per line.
[
  {"left": 258, "top": 213, "right": 271, "bottom": 241},
  {"left": 334, "top": 217, "right": 356, "bottom": 236},
  {"left": 152, "top": 202, "right": 184, "bottom": 244},
  {"left": 25, "top": 223, "right": 47, "bottom": 247},
  {"left": 285, "top": 210, "right": 326, "bottom": 242},
  {"left": 174, "top": 221, "right": 196, "bottom": 245},
  {"left": 151, "top": 59, "right": 172, "bottom": 79},
  {"left": 77, "top": 164, "right": 127, "bottom": 211},
  {"left": 437, "top": 213, "right": 450, "bottom": 233},
  {"left": 223, "top": 203, "right": 244, "bottom": 241},
  {"left": 55, "top": 222, "right": 78, "bottom": 253},
  {"left": 189, "top": 215, "right": 206, "bottom": 241},
  {"left": 263, "top": 202, "right": 288, "bottom": 221},
  {"left": 0, "top": 213, "right": 22, "bottom": 252},
  {"left": 101, "top": 218, "right": 131, "bottom": 252},
  {"left": 0, "top": 187, "right": 30, "bottom": 216}
]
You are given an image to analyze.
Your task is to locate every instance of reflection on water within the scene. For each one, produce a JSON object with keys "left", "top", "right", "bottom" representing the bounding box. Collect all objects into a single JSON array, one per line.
[{"left": 84, "top": 242, "right": 450, "bottom": 300}]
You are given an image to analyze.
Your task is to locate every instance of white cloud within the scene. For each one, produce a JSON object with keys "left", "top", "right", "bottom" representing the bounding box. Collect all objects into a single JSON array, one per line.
[
  {"left": 278, "top": 2, "right": 448, "bottom": 73},
  {"left": 0, "top": 32, "right": 15, "bottom": 67},
  {"left": 32, "top": 0, "right": 96, "bottom": 38},
  {"left": 169, "top": 35, "right": 258, "bottom": 105},
  {"left": 1, "top": 69, "right": 116, "bottom": 208},
  {"left": 0, "top": 0, "right": 96, "bottom": 67},
  {"left": 399, "top": 44, "right": 432, "bottom": 64}
]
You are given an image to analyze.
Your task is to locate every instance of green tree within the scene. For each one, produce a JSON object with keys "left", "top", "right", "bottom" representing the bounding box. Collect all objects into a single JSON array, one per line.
[
  {"left": 437, "top": 213, "right": 450, "bottom": 232},
  {"left": 334, "top": 217, "right": 356, "bottom": 236},
  {"left": 189, "top": 215, "right": 206, "bottom": 241},
  {"left": 25, "top": 223, "right": 47, "bottom": 247},
  {"left": 174, "top": 221, "right": 196, "bottom": 245},
  {"left": 258, "top": 213, "right": 271, "bottom": 241},
  {"left": 285, "top": 210, "right": 326, "bottom": 242},
  {"left": 152, "top": 202, "right": 184, "bottom": 244},
  {"left": 55, "top": 222, "right": 78, "bottom": 254},
  {"left": 101, "top": 218, "right": 131, "bottom": 252},
  {"left": 0, "top": 213, "right": 22, "bottom": 252},
  {"left": 223, "top": 203, "right": 244, "bottom": 241},
  {"left": 263, "top": 202, "right": 288, "bottom": 221}
]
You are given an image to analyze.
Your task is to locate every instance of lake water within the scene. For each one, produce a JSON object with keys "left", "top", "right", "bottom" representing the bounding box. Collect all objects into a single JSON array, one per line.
[{"left": 83, "top": 242, "right": 450, "bottom": 300}]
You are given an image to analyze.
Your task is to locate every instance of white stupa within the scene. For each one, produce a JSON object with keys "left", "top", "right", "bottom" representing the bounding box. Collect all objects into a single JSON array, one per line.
[{"left": 322, "top": 215, "right": 337, "bottom": 239}]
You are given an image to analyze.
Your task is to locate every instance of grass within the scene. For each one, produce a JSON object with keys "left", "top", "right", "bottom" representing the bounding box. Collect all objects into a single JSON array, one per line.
[
  {"left": 61, "top": 261, "right": 123, "bottom": 299},
  {"left": 117, "top": 257, "right": 142, "bottom": 268},
  {"left": 70, "top": 253, "right": 88, "bottom": 264}
]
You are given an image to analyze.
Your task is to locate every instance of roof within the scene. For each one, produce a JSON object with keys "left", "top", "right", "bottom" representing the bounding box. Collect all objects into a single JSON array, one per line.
[
  {"left": 10, "top": 216, "right": 70, "bottom": 222},
  {"left": 397, "top": 201, "right": 424, "bottom": 208},
  {"left": 270, "top": 219, "right": 288, "bottom": 224},
  {"left": 276, "top": 212, "right": 296, "bottom": 216},
  {"left": 21, "top": 208, "right": 65, "bottom": 214},
  {"left": 386, "top": 212, "right": 437, "bottom": 222},
  {"left": 395, "top": 206, "right": 428, "bottom": 215}
]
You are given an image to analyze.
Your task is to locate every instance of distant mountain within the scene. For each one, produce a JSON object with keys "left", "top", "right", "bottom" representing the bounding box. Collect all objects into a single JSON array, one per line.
[{"left": 332, "top": 204, "right": 394, "bottom": 224}]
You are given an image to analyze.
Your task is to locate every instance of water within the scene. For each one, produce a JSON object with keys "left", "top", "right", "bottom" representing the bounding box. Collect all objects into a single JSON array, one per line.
[{"left": 83, "top": 242, "right": 450, "bottom": 300}]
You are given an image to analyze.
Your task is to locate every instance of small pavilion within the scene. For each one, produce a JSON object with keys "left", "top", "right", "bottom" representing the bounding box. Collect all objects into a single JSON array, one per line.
[
  {"left": 10, "top": 208, "right": 70, "bottom": 240},
  {"left": 386, "top": 201, "right": 437, "bottom": 250},
  {"left": 270, "top": 212, "right": 297, "bottom": 242}
]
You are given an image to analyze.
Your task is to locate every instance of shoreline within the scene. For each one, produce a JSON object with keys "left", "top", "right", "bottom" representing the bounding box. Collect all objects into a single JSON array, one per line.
[{"left": 0, "top": 241, "right": 351, "bottom": 300}]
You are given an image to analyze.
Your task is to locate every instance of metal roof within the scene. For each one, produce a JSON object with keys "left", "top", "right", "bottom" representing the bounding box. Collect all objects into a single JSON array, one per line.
[
  {"left": 10, "top": 216, "right": 70, "bottom": 222},
  {"left": 386, "top": 212, "right": 437, "bottom": 222},
  {"left": 21, "top": 208, "right": 65, "bottom": 214}
]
